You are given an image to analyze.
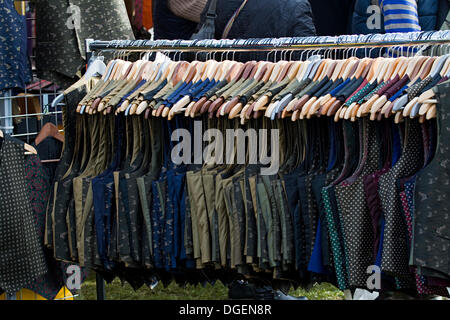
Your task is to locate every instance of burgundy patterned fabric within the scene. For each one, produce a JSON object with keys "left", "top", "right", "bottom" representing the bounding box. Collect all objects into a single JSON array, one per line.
[{"left": 24, "top": 155, "right": 66, "bottom": 300}]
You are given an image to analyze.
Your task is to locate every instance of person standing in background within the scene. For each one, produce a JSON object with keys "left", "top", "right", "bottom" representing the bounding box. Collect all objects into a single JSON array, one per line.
[{"left": 154, "top": 0, "right": 316, "bottom": 40}]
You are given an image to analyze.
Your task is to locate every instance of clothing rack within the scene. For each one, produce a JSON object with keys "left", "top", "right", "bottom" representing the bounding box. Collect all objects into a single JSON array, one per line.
[
  {"left": 88, "top": 31, "right": 450, "bottom": 53},
  {"left": 85, "top": 31, "right": 450, "bottom": 301}
]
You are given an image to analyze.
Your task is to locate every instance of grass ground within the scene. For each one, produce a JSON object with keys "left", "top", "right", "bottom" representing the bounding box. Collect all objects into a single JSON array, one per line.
[{"left": 76, "top": 274, "right": 344, "bottom": 300}]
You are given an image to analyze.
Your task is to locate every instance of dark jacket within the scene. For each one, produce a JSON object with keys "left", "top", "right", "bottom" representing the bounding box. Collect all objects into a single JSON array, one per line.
[
  {"left": 209, "top": 0, "right": 316, "bottom": 61},
  {"left": 154, "top": 0, "right": 316, "bottom": 61},
  {"left": 153, "top": 0, "right": 198, "bottom": 40},
  {"left": 308, "top": 0, "right": 356, "bottom": 36},
  {"left": 213, "top": 0, "right": 316, "bottom": 39}
]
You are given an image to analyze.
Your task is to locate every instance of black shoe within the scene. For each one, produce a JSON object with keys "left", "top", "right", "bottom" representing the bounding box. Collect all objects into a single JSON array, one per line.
[
  {"left": 273, "top": 290, "right": 308, "bottom": 300},
  {"left": 228, "top": 281, "right": 256, "bottom": 299}
]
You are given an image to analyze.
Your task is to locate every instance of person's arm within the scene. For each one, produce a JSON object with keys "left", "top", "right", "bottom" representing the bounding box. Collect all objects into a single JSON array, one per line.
[{"left": 168, "top": 0, "right": 208, "bottom": 23}]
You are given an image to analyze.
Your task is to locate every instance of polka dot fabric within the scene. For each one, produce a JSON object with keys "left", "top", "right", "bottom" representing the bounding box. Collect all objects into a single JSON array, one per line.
[
  {"left": 335, "top": 120, "right": 381, "bottom": 288},
  {"left": 0, "top": 136, "right": 47, "bottom": 294}
]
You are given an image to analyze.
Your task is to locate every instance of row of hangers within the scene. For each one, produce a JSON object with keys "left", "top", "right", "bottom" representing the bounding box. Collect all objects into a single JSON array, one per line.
[{"left": 74, "top": 49, "right": 449, "bottom": 124}]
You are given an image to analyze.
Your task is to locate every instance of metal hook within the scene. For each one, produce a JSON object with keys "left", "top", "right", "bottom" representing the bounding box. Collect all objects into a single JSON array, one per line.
[{"left": 266, "top": 50, "right": 273, "bottom": 62}]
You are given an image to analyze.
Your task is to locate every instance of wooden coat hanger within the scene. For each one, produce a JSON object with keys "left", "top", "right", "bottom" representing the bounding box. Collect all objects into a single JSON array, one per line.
[
  {"left": 227, "top": 62, "right": 274, "bottom": 118},
  {"left": 333, "top": 59, "right": 371, "bottom": 120},
  {"left": 151, "top": 61, "right": 200, "bottom": 118},
  {"left": 199, "top": 62, "right": 244, "bottom": 115},
  {"left": 139, "top": 61, "right": 191, "bottom": 118},
  {"left": 76, "top": 59, "right": 115, "bottom": 113},
  {"left": 237, "top": 62, "right": 277, "bottom": 121},
  {"left": 35, "top": 122, "right": 64, "bottom": 146},
  {"left": 319, "top": 58, "right": 360, "bottom": 118},
  {"left": 252, "top": 60, "right": 290, "bottom": 111},
  {"left": 94, "top": 60, "right": 133, "bottom": 113},
  {"left": 208, "top": 61, "right": 256, "bottom": 115},
  {"left": 264, "top": 61, "right": 303, "bottom": 118},
  {"left": 129, "top": 61, "right": 176, "bottom": 115},
  {"left": 265, "top": 61, "right": 305, "bottom": 119},
  {"left": 304, "top": 60, "right": 339, "bottom": 118},
  {"left": 219, "top": 61, "right": 269, "bottom": 117},
  {"left": 403, "top": 56, "right": 448, "bottom": 117},
  {"left": 356, "top": 58, "right": 393, "bottom": 117},
  {"left": 194, "top": 61, "right": 242, "bottom": 116},
  {"left": 115, "top": 61, "right": 153, "bottom": 114},
  {"left": 168, "top": 60, "right": 217, "bottom": 118},
  {"left": 184, "top": 60, "right": 222, "bottom": 117},
  {"left": 338, "top": 59, "right": 375, "bottom": 120},
  {"left": 315, "top": 58, "right": 359, "bottom": 117},
  {"left": 367, "top": 57, "right": 407, "bottom": 119},
  {"left": 136, "top": 61, "right": 187, "bottom": 116},
  {"left": 298, "top": 59, "right": 347, "bottom": 118},
  {"left": 291, "top": 59, "right": 333, "bottom": 117},
  {"left": 185, "top": 60, "right": 223, "bottom": 117},
  {"left": 160, "top": 61, "right": 201, "bottom": 118}
]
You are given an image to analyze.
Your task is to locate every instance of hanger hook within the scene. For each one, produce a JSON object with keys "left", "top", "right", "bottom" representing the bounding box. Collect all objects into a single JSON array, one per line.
[{"left": 266, "top": 49, "right": 273, "bottom": 62}]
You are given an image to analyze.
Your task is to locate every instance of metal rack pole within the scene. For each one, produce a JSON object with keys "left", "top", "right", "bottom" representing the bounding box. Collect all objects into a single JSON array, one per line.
[
  {"left": 85, "top": 37, "right": 106, "bottom": 301},
  {"left": 89, "top": 30, "right": 450, "bottom": 53},
  {"left": 0, "top": 90, "right": 14, "bottom": 135}
]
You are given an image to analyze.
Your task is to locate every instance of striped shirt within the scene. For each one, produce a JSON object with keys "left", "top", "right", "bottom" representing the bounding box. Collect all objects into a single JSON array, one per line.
[{"left": 379, "top": 0, "right": 421, "bottom": 33}]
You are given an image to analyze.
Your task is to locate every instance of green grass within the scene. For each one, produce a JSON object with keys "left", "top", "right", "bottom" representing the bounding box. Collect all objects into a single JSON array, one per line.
[{"left": 76, "top": 274, "right": 344, "bottom": 300}]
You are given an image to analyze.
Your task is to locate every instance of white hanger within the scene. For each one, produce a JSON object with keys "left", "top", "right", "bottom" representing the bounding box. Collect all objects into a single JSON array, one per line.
[{"left": 84, "top": 56, "right": 106, "bottom": 81}]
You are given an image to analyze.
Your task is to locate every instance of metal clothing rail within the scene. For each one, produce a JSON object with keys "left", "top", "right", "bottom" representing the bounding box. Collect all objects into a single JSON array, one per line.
[
  {"left": 87, "top": 30, "right": 450, "bottom": 301},
  {"left": 88, "top": 31, "right": 450, "bottom": 53}
]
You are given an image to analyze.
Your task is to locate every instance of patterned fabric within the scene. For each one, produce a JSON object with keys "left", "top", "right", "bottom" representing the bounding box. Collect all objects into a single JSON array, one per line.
[
  {"left": 322, "top": 187, "right": 348, "bottom": 290},
  {"left": 335, "top": 120, "right": 381, "bottom": 288},
  {"left": 406, "top": 76, "right": 434, "bottom": 101},
  {"left": 379, "top": 119, "right": 424, "bottom": 283},
  {"left": 35, "top": 0, "right": 134, "bottom": 88},
  {"left": 0, "top": 136, "right": 47, "bottom": 294},
  {"left": 401, "top": 179, "right": 449, "bottom": 297},
  {"left": 358, "top": 81, "right": 384, "bottom": 104},
  {"left": 24, "top": 155, "right": 66, "bottom": 300},
  {"left": 0, "top": 0, "right": 32, "bottom": 93},
  {"left": 413, "top": 79, "right": 450, "bottom": 279},
  {"left": 344, "top": 81, "right": 371, "bottom": 107}
]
